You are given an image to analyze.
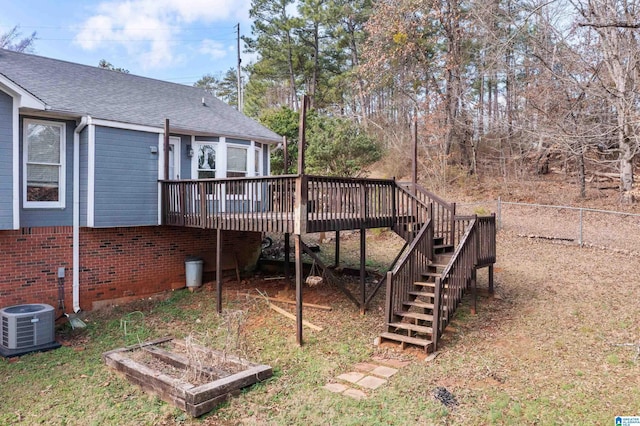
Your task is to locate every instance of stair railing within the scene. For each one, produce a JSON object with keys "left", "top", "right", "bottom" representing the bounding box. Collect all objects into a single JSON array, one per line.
[
  {"left": 432, "top": 216, "right": 478, "bottom": 350},
  {"left": 398, "top": 182, "right": 456, "bottom": 247},
  {"left": 384, "top": 210, "right": 434, "bottom": 325}
]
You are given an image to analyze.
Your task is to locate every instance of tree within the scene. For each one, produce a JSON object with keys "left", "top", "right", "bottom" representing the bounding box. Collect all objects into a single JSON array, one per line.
[
  {"left": 98, "top": 59, "right": 129, "bottom": 73},
  {"left": 572, "top": 0, "right": 640, "bottom": 202},
  {"left": 0, "top": 25, "right": 36, "bottom": 52},
  {"left": 195, "top": 69, "right": 239, "bottom": 107},
  {"left": 306, "top": 116, "right": 382, "bottom": 176}
]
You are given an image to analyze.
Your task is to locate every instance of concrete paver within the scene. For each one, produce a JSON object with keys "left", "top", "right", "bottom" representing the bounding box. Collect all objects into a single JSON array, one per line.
[
  {"left": 357, "top": 375, "right": 387, "bottom": 390},
  {"left": 337, "top": 371, "right": 365, "bottom": 384}
]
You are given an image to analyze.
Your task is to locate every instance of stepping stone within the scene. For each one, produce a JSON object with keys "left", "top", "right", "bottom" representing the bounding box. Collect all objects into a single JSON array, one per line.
[
  {"left": 343, "top": 388, "right": 367, "bottom": 400},
  {"left": 354, "top": 362, "right": 378, "bottom": 373},
  {"left": 357, "top": 375, "right": 387, "bottom": 390},
  {"left": 323, "top": 383, "right": 348, "bottom": 393},
  {"left": 337, "top": 372, "right": 365, "bottom": 384},
  {"left": 371, "top": 365, "right": 398, "bottom": 378}
]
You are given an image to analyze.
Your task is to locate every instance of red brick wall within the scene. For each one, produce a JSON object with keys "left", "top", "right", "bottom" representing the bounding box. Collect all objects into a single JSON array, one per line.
[{"left": 0, "top": 226, "right": 262, "bottom": 311}]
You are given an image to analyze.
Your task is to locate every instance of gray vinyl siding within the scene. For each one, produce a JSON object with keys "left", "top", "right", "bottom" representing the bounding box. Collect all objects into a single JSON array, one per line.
[
  {"left": 177, "top": 134, "right": 191, "bottom": 180},
  {"left": 20, "top": 118, "right": 75, "bottom": 227},
  {"left": 0, "top": 91, "right": 13, "bottom": 229},
  {"left": 79, "top": 127, "right": 88, "bottom": 226},
  {"left": 263, "top": 145, "right": 269, "bottom": 176},
  {"left": 93, "top": 126, "right": 158, "bottom": 227}
]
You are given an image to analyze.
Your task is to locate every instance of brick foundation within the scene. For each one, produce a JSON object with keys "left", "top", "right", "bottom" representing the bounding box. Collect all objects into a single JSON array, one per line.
[{"left": 0, "top": 226, "right": 262, "bottom": 311}]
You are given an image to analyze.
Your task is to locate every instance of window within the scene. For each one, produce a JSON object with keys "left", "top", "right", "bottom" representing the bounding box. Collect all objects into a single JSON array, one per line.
[
  {"left": 254, "top": 148, "right": 261, "bottom": 176},
  {"left": 227, "top": 146, "right": 247, "bottom": 195},
  {"left": 196, "top": 143, "right": 216, "bottom": 179},
  {"left": 24, "top": 119, "right": 65, "bottom": 208}
]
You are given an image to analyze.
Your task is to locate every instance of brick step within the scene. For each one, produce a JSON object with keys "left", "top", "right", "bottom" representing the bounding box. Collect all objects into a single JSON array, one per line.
[{"left": 387, "top": 322, "right": 433, "bottom": 335}]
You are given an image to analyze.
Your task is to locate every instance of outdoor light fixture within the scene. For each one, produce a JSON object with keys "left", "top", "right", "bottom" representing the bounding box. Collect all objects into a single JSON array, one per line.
[{"left": 186, "top": 145, "right": 194, "bottom": 157}]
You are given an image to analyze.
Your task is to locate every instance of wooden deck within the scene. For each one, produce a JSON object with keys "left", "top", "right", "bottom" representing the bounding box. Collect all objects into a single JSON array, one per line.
[
  {"left": 161, "top": 175, "right": 426, "bottom": 234},
  {"left": 161, "top": 174, "right": 497, "bottom": 351}
]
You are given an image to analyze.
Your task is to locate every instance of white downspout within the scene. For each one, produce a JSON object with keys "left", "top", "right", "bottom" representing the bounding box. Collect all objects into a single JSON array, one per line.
[{"left": 73, "top": 116, "right": 89, "bottom": 313}]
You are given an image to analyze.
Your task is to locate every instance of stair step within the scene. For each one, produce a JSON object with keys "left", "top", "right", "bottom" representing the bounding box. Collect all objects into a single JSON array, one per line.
[
  {"left": 394, "top": 311, "right": 434, "bottom": 322},
  {"left": 434, "top": 244, "right": 454, "bottom": 253},
  {"left": 380, "top": 332, "right": 432, "bottom": 348},
  {"left": 388, "top": 321, "right": 433, "bottom": 334},
  {"left": 402, "top": 300, "right": 434, "bottom": 309},
  {"left": 409, "top": 290, "right": 435, "bottom": 298},
  {"left": 421, "top": 272, "right": 440, "bottom": 278},
  {"left": 388, "top": 322, "right": 433, "bottom": 334},
  {"left": 414, "top": 281, "right": 435, "bottom": 288},
  {"left": 430, "top": 263, "right": 448, "bottom": 269}
]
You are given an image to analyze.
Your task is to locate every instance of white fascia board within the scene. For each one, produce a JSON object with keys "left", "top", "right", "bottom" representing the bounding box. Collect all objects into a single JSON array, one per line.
[
  {"left": 90, "top": 118, "right": 163, "bottom": 134},
  {"left": 157, "top": 134, "right": 163, "bottom": 225},
  {"left": 87, "top": 122, "right": 96, "bottom": 227},
  {"left": 12, "top": 97, "right": 19, "bottom": 229},
  {"left": 0, "top": 76, "right": 46, "bottom": 110}
]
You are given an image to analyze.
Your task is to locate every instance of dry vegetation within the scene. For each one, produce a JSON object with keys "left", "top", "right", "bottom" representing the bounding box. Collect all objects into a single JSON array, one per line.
[{"left": 2, "top": 174, "right": 639, "bottom": 425}]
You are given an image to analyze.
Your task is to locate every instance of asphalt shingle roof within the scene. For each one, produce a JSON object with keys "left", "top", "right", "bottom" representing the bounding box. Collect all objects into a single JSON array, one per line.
[{"left": 0, "top": 49, "right": 281, "bottom": 143}]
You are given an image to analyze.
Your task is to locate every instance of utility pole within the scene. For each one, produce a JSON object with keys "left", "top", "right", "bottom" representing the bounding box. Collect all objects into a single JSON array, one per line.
[{"left": 236, "top": 23, "right": 242, "bottom": 112}]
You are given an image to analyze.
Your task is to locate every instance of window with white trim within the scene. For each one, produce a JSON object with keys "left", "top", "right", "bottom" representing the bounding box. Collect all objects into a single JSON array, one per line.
[
  {"left": 23, "top": 119, "right": 65, "bottom": 208},
  {"left": 196, "top": 143, "right": 216, "bottom": 179},
  {"left": 227, "top": 146, "right": 247, "bottom": 195}
]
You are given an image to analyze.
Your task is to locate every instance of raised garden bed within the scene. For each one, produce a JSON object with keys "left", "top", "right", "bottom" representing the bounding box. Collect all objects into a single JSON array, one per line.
[{"left": 102, "top": 337, "right": 273, "bottom": 417}]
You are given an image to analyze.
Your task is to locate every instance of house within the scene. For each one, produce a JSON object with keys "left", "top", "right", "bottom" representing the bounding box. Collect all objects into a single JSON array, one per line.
[{"left": 0, "top": 49, "right": 281, "bottom": 313}]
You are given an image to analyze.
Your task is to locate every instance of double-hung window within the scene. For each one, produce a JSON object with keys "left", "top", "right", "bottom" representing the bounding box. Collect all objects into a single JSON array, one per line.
[
  {"left": 23, "top": 119, "right": 65, "bottom": 208},
  {"left": 227, "top": 146, "right": 247, "bottom": 195}
]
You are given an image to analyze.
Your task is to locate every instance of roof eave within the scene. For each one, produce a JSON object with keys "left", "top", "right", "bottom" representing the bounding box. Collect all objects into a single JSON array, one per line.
[{"left": 0, "top": 74, "right": 47, "bottom": 110}]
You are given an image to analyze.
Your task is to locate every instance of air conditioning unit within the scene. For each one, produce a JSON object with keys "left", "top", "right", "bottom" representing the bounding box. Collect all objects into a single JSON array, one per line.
[{"left": 0, "top": 304, "right": 60, "bottom": 357}]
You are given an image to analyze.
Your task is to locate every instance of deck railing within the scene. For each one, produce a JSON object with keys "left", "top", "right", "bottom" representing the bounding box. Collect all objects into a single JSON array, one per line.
[
  {"left": 162, "top": 175, "right": 438, "bottom": 235},
  {"left": 385, "top": 216, "right": 434, "bottom": 324},
  {"left": 305, "top": 176, "right": 396, "bottom": 232},
  {"left": 162, "top": 175, "right": 298, "bottom": 233},
  {"left": 432, "top": 213, "right": 496, "bottom": 350},
  {"left": 398, "top": 182, "right": 456, "bottom": 247}
]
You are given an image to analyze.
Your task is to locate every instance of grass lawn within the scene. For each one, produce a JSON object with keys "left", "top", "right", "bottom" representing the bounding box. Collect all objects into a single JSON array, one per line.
[{"left": 1, "top": 230, "right": 638, "bottom": 425}]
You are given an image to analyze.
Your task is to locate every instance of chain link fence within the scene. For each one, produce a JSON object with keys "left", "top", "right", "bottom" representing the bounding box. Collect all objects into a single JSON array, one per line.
[{"left": 457, "top": 199, "right": 640, "bottom": 255}]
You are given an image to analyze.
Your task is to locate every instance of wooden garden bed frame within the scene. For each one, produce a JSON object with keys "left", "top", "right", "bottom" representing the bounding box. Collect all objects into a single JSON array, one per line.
[{"left": 102, "top": 337, "right": 273, "bottom": 417}]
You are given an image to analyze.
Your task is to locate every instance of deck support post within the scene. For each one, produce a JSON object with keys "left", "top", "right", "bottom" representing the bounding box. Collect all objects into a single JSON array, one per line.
[
  {"left": 216, "top": 228, "right": 222, "bottom": 314},
  {"left": 284, "top": 233, "right": 291, "bottom": 282},
  {"left": 334, "top": 230, "right": 340, "bottom": 268},
  {"left": 470, "top": 267, "right": 477, "bottom": 315},
  {"left": 359, "top": 227, "right": 366, "bottom": 315},
  {"left": 488, "top": 264, "right": 494, "bottom": 295},
  {"left": 294, "top": 234, "right": 304, "bottom": 345}
]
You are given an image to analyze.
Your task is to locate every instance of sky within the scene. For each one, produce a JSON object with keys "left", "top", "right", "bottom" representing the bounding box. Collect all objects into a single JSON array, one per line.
[{"left": 1, "top": 0, "right": 256, "bottom": 86}]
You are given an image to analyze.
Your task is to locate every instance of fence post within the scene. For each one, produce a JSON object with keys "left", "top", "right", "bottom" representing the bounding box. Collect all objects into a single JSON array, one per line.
[{"left": 579, "top": 208, "right": 584, "bottom": 247}]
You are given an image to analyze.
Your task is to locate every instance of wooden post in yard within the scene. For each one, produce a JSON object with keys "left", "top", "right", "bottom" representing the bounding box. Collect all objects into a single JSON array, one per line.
[
  {"left": 294, "top": 234, "right": 303, "bottom": 345},
  {"left": 294, "top": 95, "right": 309, "bottom": 346},
  {"left": 216, "top": 228, "right": 222, "bottom": 313},
  {"left": 334, "top": 230, "right": 340, "bottom": 268},
  {"left": 360, "top": 227, "right": 366, "bottom": 315},
  {"left": 164, "top": 119, "right": 170, "bottom": 180},
  {"left": 284, "top": 232, "right": 290, "bottom": 282},
  {"left": 283, "top": 136, "right": 289, "bottom": 174},
  {"left": 412, "top": 114, "right": 417, "bottom": 193}
]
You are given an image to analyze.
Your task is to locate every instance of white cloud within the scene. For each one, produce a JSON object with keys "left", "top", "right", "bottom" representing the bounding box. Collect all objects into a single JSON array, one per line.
[
  {"left": 73, "top": 0, "right": 252, "bottom": 69},
  {"left": 199, "top": 39, "right": 227, "bottom": 60}
]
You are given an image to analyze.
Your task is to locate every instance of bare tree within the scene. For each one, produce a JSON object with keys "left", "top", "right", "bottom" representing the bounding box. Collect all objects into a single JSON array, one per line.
[{"left": 0, "top": 26, "right": 36, "bottom": 52}]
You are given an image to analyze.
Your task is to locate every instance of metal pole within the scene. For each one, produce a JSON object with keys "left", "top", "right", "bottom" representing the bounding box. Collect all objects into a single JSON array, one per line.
[
  {"left": 497, "top": 197, "right": 502, "bottom": 230},
  {"left": 579, "top": 208, "right": 583, "bottom": 247}
]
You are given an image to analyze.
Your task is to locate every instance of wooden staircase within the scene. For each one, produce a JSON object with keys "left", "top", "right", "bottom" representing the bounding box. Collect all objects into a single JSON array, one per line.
[
  {"left": 380, "top": 245, "right": 452, "bottom": 352},
  {"left": 380, "top": 183, "right": 497, "bottom": 353}
]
